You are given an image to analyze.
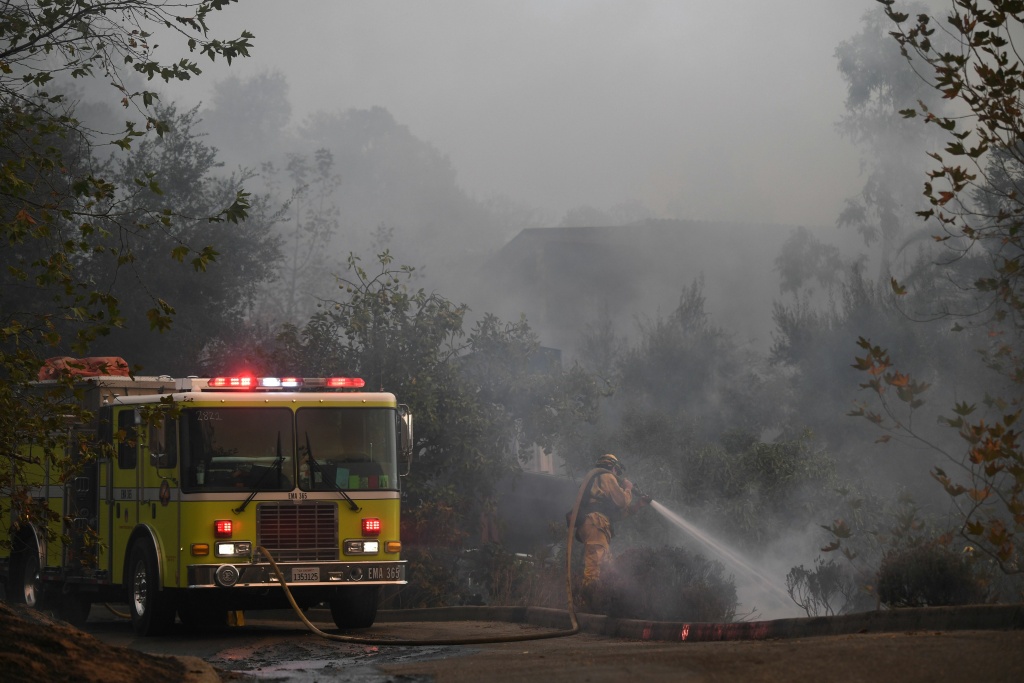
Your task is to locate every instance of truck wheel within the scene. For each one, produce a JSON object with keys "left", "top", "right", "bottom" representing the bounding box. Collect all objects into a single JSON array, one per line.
[
  {"left": 329, "top": 585, "right": 380, "bottom": 629},
  {"left": 10, "top": 548, "right": 42, "bottom": 608},
  {"left": 127, "top": 542, "right": 176, "bottom": 636}
]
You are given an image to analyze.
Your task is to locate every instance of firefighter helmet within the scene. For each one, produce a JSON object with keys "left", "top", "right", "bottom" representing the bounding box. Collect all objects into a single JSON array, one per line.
[{"left": 595, "top": 453, "right": 623, "bottom": 473}]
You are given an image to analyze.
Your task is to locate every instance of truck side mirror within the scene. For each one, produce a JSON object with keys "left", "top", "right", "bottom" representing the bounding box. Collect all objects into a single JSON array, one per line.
[{"left": 398, "top": 404, "right": 413, "bottom": 476}]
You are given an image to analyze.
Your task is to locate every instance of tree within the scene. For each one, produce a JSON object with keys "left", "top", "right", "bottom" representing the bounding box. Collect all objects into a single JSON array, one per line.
[
  {"left": 835, "top": 3, "right": 947, "bottom": 281},
  {"left": 1, "top": 1, "right": 253, "bottom": 547},
  {"left": 849, "top": 0, "right": 1024, "bottom": 574},
  {"left": 611, "top": 277, "right": 781, "bottom": 445},
  {"left": 295, "top": 106, "right": 504, "bottom": 271},
  {"left": 199, "top": 70, "right": 292, "bottom": 164},
  {"left": 78, "top": 103, "right": 280, "bottom": 374},
  {"left": 252, "top": 148, "right": 343, "bottom": 326},
  {"left": 319, "top": 253, "right": 600, "bottom": 508}
]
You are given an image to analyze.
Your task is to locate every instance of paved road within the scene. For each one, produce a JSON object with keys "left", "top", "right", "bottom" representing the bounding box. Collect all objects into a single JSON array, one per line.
[{"left": 82, "top": 605, "right": 1024, "bottom": 682}]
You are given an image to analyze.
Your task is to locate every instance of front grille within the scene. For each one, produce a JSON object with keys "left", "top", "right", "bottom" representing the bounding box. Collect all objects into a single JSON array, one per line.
[{"left": 256, "top": 502, "right": 339, "bottom": 562}]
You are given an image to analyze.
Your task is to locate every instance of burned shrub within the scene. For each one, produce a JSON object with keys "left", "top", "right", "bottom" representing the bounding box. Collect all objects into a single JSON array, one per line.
[
  {"left": 786, "top": 556, "right": 865, "bottom": 616},
  {"left": 877, "top": 543, "right": 986, "bottom": 608},
  {"left": 590, "top": 545, "right": 738, "bottom": 622}
]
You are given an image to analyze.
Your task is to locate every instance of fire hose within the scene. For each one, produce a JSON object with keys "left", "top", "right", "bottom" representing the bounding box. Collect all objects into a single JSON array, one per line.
[
  {"left": 97, "top": 467, "right": 620, "bottom": 645},
  {"left": 258, "top": 467, "right": 618, "bottom": 645}
]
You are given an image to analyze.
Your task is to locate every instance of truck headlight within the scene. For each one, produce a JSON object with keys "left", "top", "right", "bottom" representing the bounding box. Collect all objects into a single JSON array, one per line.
[
  {"left": 343, "top": 539, "right": 380, "bottom": 555},
  {"left": 215, "top": 541, "right": 252, "bottom": 558}
]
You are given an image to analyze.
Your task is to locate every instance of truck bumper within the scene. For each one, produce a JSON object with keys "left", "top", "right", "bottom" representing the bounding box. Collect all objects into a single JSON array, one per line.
[{"left": 187, "top": 560, "right": 406, "bottom": 588}]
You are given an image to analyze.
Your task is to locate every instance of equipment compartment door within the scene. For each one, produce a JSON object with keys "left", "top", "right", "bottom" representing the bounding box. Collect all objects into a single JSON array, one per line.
[
  {"left": 106, "top": 408, "right": 140, "bottom": 585},
  {"left": 142, "top": 415, "right": 180, "bottom": 588}
]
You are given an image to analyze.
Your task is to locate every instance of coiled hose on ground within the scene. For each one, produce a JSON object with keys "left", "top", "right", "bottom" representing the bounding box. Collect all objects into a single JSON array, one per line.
[{"left": 258, "top": 467, "right": 607, "bottom": 646}]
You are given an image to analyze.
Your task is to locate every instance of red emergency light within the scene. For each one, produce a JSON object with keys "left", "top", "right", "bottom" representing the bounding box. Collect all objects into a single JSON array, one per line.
[
  {"left": 209, "top": 376, "right": 255, "bottom": 388},
  {"left": 327, "top": 377, "right": 366, "bottom": 389},
  {"left": 214, "top": 520, "right": 233, "bottom": 538},
  {"left": 361, "top": 518, "right": 381, "bottom": 536}
]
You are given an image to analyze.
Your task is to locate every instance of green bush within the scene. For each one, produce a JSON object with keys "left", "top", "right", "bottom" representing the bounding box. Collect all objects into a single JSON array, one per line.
[
  {"left": 877, "top": 543, "right": 986, "bottom": 608},
  {"left": 591, "top": 545, "right": 738, "bottom": 622}
]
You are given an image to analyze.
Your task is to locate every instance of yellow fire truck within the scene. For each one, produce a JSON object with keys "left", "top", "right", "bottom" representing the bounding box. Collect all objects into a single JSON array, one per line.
[{"left": 1, "top": 366, "right": 413, "bottom": 636}]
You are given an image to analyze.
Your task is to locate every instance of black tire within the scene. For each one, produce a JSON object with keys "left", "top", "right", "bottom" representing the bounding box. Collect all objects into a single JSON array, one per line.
[
  {"left": 126, "top": 542, "right": 176, "bottom": 636},
  {"left": 329, "top": 585, "right": 380, "bottom": 629},
  {"left": 10, "top": 547, "right": 42, "bottom": 608}
]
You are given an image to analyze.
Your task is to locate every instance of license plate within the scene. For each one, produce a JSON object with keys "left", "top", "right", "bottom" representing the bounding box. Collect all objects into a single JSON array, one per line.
[
  {"left": 367, "top": 565, "right": 404, "bottom": 581},
  {"left": 291, "top": 567, "right": 320, "bottom": 582}
]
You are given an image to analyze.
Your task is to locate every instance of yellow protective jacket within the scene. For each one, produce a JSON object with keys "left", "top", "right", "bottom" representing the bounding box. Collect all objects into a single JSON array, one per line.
[{"left": 579, "top": 471, "right": 633, "bottom": 538}]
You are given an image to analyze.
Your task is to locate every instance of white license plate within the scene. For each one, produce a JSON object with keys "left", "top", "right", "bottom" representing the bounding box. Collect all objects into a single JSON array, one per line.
[{"left": 291, "top": 567, "right": 320, "bottom": 582}]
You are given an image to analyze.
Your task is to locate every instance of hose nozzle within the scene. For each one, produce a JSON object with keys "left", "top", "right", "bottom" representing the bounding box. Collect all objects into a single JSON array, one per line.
[{"left": 631, "top": 482, "right": 652, "bottom": 506}]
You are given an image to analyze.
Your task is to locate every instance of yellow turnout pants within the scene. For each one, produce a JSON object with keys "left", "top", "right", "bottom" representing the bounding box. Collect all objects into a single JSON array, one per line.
[{"left": 579, "top": 513, "right": 612, "bottom": 588}]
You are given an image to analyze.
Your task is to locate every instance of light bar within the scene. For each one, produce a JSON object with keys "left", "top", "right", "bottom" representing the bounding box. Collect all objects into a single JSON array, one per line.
[{"left": 204, "top": 376, "right": 365, "bottom": 390}]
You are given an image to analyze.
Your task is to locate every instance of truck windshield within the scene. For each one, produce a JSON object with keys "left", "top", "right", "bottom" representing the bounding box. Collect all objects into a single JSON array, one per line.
[
  {"left": 180, "top": 407, "right": 295, "bottom": 492},
  {"left": 296, "top": 407, "right": 398, "bottom": 491}
]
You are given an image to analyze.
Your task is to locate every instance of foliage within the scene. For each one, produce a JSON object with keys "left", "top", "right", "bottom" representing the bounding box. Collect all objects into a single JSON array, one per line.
[
  {"left": 454, "top": 543, "right": 567, "bottom": 608},
  {"left": 590, "top": 545, "right": 738, "bottom": 623},
  {"left": 199, "top": 70, "right": 292, "bottom": 163},
  {"left": 252, "top": 148, "right": 341, "bottom": 326},
  {"left": 572, "top": 277, "right": 836, "bottom": 553},
  {"left": 381, "top": 496, "right": 469, "bottom": 609},
  {"left": 293, "top": 106, "right": 504, "bottom": 263},
  {"left": 850, "top": 337, "right": 1023, "bottom": 572},
  {"left": 848, "top": 0, "right": 1024, "bottom": 575},
  {"left": 812, "top": 483, "right": 1019, "bottom": 610},
  {"left": 1, "top": 1, "right": 252, "bottom": 547},
  {"left": 773, "top": 237, "right": 980, "bottom": 496},
  {"left": 774, "top": 226, "right": 848, "bottom": 298},
  {"left": 461, "top": 313, "right": 601, "bottom": 466},
  {"left": 575, "top": 277, "right": 787, "bottom": 475},
  {"left": 786, "top": 556, "right": 861, "bottom": 617},
  {"left": 320, "top": 252, "right": 598, "bottom": 516},
  {"left": 612, "top": 276, "right": 775, "bottom": 442},
  {"left": 834, "top": 2, "right": 944, "bottom": 280},
  {"left": 681, "top": 430, "right": 838, "bottom": 547},
  {"left": 80, "top": 103, "right": 280, "bottom": 374},
  {"left": 877, "top": 541, "right": 987, "bottom": 607}
]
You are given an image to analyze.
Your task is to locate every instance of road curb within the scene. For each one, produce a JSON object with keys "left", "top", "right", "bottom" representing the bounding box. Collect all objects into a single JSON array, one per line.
[{"left": 375, "top": 603, "right": 1024, "bottom": 642}]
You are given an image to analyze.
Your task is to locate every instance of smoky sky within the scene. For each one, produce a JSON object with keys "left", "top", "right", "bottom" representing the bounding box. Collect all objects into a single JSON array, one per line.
[{"left": 160, "top": 0, "right": 898, "bottom": 227}]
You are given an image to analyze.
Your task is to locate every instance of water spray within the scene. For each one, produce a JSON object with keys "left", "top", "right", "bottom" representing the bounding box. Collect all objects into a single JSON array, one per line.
[
  {"left": 616, "top": 478, "right": 790, "bottom": 607},
  {"left": 647, "top": 500, "right": 791, "bottom": 607}
]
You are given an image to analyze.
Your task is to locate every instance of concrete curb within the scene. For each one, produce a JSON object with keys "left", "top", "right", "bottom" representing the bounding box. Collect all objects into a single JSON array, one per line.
[{"left": 375, "top": 603, "right": 1024, "bottom": 642}]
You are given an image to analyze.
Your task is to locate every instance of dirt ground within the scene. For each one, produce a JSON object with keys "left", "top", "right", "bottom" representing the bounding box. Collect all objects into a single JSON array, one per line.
[
  {"left": 0, "top": 602, "right": 227, "bottom": 683},
  {"left": 378, "top": 628, "right": 1024, "bottom": 683},
  {"left": 4, "top": 600, "right": 1024, "bottom": 683}
]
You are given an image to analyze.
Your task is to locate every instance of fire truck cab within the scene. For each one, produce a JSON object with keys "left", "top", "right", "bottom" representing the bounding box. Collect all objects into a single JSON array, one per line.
[{"left": 1, "top": 367, "right": 413, "bottom": 636}]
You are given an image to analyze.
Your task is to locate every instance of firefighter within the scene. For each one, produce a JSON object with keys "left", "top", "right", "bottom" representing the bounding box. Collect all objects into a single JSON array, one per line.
[{"left": 576, "top": 453, "right": 642, "bottom": 593}]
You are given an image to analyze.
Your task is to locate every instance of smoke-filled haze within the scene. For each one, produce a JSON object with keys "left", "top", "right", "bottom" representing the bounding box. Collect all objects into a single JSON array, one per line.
[{"left": 164, "top": 0, "right": 890, "bottom": 227}]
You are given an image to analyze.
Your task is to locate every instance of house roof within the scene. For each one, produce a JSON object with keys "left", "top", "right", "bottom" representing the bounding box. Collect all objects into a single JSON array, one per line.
[{"left": 468, "top": 219, "right": 801, "bottom": 354}]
